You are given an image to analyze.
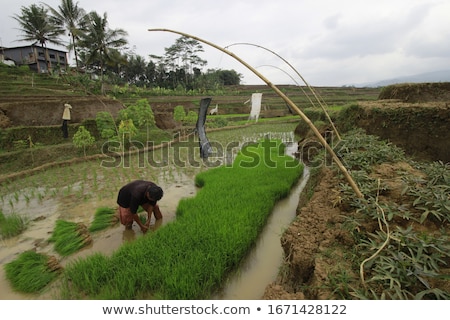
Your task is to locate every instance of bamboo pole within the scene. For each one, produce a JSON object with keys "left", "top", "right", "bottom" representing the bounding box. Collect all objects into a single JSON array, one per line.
[
  {"left": 148, "top": 28, "right": 363, "bottom": 198},
  {"left": 227, "top": 42, "right": 341, "bottom": 141}
]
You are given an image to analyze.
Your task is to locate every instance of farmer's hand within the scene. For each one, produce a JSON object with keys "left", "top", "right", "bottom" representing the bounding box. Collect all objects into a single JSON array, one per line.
[{"left": 140, "top": 225, "right": 149, "bottom": 233}]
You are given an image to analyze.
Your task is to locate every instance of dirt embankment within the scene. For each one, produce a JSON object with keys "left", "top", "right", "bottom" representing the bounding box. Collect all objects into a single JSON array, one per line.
[
  {"left": 340, "top": 101, "right": 450, "bottom": 162},
  {"left": 378, "top": 82, "right": 450, "bottom": 102},
  {"left": 0, "top": 96, "right": 125, "bottom": 127}
]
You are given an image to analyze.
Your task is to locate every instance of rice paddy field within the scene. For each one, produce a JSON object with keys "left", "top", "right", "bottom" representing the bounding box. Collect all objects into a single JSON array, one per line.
[{"left": 0, "top": 122, "right": 303, "bottom": 299}]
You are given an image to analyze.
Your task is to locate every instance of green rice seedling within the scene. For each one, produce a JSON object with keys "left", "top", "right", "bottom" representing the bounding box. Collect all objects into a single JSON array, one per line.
[
  {"left": 4, "top": 250, "right": 59, "bottom": 293},
  {"left": 89, "top": 207, "right": 119, "bottom": 232},
  {"left": 37, "top": 192, "right": 44, "bottom": 203},
  {"left": 92, "top": 169, "right": 99, "bottom": 191},
  {"left": 60, "top": 253, "right": 112, "bottom": 297},
  {"left": 24, "top": 193, "right": 30, "bottom": 205},
  {"left": 62, "top": 139, "right": 304, "bottom": 299},
  {"left": 138, "top": 213, "right": 147, "bottom": 225},
  {"left": 49, "top": 220, "right": 92, "bottom": 256},
  {"left": 0, "top": 211, "right": 27, "bottom": 239}
]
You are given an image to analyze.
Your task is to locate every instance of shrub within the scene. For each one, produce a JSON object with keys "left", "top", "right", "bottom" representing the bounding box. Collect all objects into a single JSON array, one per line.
[{"left": 73, "top": 126, "right": 95, "bottom": 157}]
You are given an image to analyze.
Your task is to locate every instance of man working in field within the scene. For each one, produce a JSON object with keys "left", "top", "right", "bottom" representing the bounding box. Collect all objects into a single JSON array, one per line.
[{"left": 117, "top": 180, "right": 163, "bottom": 233}]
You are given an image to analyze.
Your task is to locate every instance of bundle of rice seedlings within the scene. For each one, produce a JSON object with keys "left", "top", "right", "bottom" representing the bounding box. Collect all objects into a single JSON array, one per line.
[
  {"left": 4, "top": 250, "right": 60, "bottom": 293},
  {"left": 89, "top": 206, "right": 118, "bottom": 232},
  {"left": 0, "top": 210, "right": 27, "bottom": 239},
  {"left": 49, "top": 220, "right": 92, "bottom": 256}
]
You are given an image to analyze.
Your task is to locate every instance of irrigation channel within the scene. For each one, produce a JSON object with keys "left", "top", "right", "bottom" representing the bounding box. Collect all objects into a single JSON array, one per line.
[
  {"left": 0, "top": 126, "right": 309, "bottom": 299},
  {"left": 213, "top": 164, "right": 310, "bottom": 299}
]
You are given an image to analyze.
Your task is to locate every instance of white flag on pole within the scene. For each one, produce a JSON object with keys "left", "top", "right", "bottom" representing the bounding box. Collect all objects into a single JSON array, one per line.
[{"left": 249, "top": 93, "right": 262, "bottom": 122}]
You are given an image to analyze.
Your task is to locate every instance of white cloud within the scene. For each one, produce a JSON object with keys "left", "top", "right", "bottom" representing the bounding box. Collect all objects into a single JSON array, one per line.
[{"left": 1, "top": 0, "right": 449, "bottom": 86}]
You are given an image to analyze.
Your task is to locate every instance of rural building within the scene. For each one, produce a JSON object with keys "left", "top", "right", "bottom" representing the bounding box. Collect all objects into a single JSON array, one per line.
[{"left": 0, "top": 45, "right": 68, "bottom": 73}]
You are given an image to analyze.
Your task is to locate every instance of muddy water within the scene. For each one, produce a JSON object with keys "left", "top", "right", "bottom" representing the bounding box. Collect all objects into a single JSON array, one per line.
[
  {"left": 213, "top": 166, "right": 310, "bottom": 299},
  {"left": 0, "top": 174, "right": 198, "bottom": 299},
  {"left": 0, "top": 133, "right": 303, "bottom": 300}
]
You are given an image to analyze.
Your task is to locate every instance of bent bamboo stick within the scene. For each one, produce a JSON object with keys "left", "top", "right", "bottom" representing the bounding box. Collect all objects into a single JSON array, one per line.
[{"left": 148, "top": 28, "right": 363, "bottom": 198}]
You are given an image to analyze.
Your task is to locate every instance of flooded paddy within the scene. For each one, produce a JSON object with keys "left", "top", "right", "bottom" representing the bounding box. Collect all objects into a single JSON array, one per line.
[{"left": 0, "top": 123, "right": 303, "bottom": 299}]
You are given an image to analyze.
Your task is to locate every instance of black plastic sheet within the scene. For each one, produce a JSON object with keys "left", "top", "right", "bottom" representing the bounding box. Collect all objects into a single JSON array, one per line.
[{"left": 196, "top": 97, "right": 213, "bottom": 159}]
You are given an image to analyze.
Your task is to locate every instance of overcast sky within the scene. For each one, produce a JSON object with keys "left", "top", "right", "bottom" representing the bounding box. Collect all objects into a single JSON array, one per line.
[{"left": 1, "top": 0, "right": 449, "bottom": 86}]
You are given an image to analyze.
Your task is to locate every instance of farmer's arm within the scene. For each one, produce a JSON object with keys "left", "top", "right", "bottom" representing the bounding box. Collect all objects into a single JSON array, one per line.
[
  {"left": 145, "top": 206, "right": 153, "bottom": 227},
  {"left": 130, "top": 199, "right": 148, "bottom": 232},
  {"left": 153, "top": 204, "right": 163, "bottom": 220},
  {"left": 132, "top": 213, "right": 148, "bottom": 231}
]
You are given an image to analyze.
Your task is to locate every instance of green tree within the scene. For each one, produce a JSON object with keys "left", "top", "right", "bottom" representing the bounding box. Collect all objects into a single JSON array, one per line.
[
  {"left": 184, "top": 110, "right": 197, "bottom": 126},
  {"left": 78, "top": 11, "right": 128, "bottom": 84},
  {"left": 12, "top": 4, "right": 65, "bottom": 73},
  {"left": 118, "top": 99, "right": 155, "bottom": 129},
  {"left": 164, "top": 36, "right": 206, "bottom": 72},
  {"left": 118, "top": 99, "right": 156, "bottom": 142},
  {"left": 173, "top": 105, "right": 186, "bottom": 122},
  {"left": 118, "top": 119, "right": 138, "bottom": 150},
  {"left": 200, "top": 69, "right": 241, "bottom": 87},
  {"left": 123, "top": 55, "right": 148, "bottom": 85},
  {"left": 95, "top": 111, "right": 117, "bottom": 139},
  {"left": 43, "top": 0, "right": 87, "bottom": 71},
  {"left": 216, "top": 69, "right": 242, "bottom": 85},
  {"left": 144, "top": 60, "right": 158, "bottom": 86},
  {"left": 163, "top": 36, "right": 207, "bottom": 89},
  {"left": 73, "top": 125, "right": 95, "bottom": 157}
]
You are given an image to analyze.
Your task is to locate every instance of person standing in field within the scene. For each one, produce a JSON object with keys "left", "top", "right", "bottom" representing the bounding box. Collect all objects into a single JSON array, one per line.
[
  {"left": 117, "top": 180, "right": 164, "bottom": 233},
  {"left": 62, "top": 102, "right": 72, "bottom": 138}
]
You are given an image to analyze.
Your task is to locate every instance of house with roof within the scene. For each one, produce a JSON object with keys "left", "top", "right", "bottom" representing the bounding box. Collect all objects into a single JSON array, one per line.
[{"left": 0, "top": 45, "right": 68, "bottom": 73}]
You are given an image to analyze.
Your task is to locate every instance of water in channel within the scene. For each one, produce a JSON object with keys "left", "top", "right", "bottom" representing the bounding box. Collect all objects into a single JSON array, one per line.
[{"left": 213, "top": 166, "right": 310, "bottom": 299}]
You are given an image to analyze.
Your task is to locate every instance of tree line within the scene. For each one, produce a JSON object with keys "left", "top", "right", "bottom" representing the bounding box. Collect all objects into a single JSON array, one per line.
[{"left": 11, "top": 0, "right": 242, "bottom": 90}]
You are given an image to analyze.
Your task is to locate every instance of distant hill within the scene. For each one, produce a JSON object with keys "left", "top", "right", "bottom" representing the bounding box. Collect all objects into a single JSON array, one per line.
[{"left": 354, "top": 70, "right": 450, "bottom": 88}]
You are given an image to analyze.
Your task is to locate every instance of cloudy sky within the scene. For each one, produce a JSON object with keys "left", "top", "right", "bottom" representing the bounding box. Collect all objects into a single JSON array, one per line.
[{"left": 1, "top": 0, "right": 449, "bottom": 86}]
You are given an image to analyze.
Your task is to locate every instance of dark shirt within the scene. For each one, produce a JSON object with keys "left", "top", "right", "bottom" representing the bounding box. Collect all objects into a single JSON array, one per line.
[{"left": 117, "top": 180, "right": 157, "bottom": 214}]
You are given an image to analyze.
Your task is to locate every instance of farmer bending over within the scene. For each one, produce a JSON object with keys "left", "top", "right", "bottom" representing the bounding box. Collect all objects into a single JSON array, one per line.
[{"left": 117, "top": 180, "right": 163, "bottom": 233}]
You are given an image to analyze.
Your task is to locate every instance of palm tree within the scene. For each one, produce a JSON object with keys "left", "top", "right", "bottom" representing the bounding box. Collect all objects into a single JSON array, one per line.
[
  {"left": 42, "top": 0, "right": 87, "bottom": 71},
  {"left": 78, "top": 11, "right": 128, "bottom": 84},
  {"left": 12, "top": 4, "right": 65, "bottom": 73}
]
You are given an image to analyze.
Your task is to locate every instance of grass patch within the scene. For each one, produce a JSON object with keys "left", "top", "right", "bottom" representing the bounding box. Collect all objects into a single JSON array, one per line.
[
  {"left": 4, "top": 251, "right": 59, "bottom": 293},
  {"left": 62, "top": 139, "right": 303, "bottom": 299},
  {"left": 49, "top": 220, "right": 92, "bottom": 257}
]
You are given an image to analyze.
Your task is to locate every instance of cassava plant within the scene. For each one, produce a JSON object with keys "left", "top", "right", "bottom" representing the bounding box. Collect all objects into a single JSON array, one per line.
[{"left": 72, "top": 126, "right": 95, "bottom": 157}]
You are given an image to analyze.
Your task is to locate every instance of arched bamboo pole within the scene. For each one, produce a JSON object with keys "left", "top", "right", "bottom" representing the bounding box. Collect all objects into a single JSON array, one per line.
[
  {"left": 257, "top": 64, "right": 323, "bottom": 114},
  {"left": 227, "top": 42, "right": 341, "bottom": 141},
  {"left": 148, "top": 28, "right": 363, "bottom": 198}
]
